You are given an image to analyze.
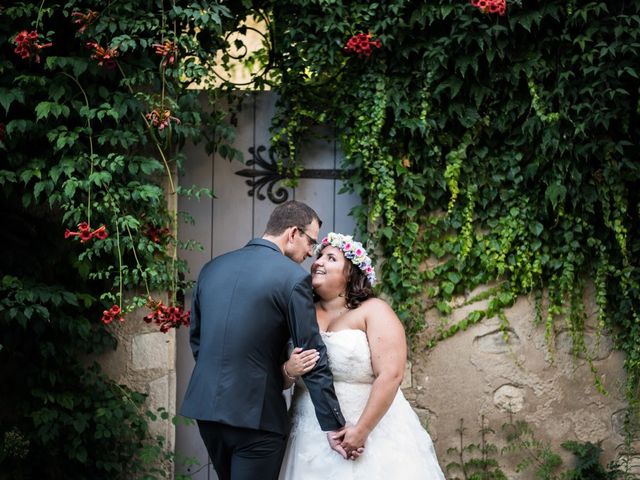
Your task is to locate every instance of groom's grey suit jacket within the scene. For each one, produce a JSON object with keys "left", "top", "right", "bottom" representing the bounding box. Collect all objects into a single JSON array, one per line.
[{"left": 180, "top": 238, "right": 345, "bottom": 435}]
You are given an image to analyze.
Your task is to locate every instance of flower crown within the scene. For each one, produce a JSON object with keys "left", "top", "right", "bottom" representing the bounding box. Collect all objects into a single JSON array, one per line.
[{"left": 314, "top": 232, "right": 377, "bottom": 285}]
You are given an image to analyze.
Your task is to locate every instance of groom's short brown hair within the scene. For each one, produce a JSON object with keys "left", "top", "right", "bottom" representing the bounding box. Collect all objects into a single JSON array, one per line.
[{"left": 264, "top": 201, "right": 322, "bottom": 235}]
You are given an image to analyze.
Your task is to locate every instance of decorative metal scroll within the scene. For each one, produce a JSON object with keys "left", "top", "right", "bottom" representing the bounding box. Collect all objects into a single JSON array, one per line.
[
  {"left": 210, "top": 11, "right": 274, "bottom": 87},
  {"left": 235, "top": 145, "right": 349, "bottom": 204}
]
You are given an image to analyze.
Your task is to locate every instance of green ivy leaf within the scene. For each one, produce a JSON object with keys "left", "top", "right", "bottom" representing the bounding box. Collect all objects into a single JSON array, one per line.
[
  {"left": 544, "top": 182, "right": 567, "bottom": 209},
  {"left": 0, "top": 87, "right": 25, "bottom": 113},
  {"left": 35, "top": 101, "right": 70, "bottom": 121},
  {"left": 442, "top": 281, "right": 455, "bottom": 295}
]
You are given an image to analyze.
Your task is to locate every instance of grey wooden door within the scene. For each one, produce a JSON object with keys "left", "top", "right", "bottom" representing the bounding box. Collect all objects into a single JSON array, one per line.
[{"left": 176, "top": 92, "right": 359, "bottom": 479}]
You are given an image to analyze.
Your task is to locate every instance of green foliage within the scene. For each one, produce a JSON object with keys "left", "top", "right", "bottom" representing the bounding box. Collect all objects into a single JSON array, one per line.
[
  {"left": 265, "top": 0, "right": 640, "bottom": 403},
  {"left": 136, "top": 409, "right": 200, "bottom": 480},
  {"left": 560, "top": 440, "right": 620, "bottom": 480},
  {"left": 502, "top": 419, "right": 564, "bottom": 479},
  {"left": 3, "top": 0, "right": 640, "bottom": 475},
  {"left": 0, "top": 0, "right": 251, "bottom": 476},
  {"left": 0, "top": 269, "right": 149, "bottom": 478},
  {"left": 447, "top": 416, "right": 635, "bottom": 480},
  {"left": 446, "top": 417, "right": 508, "bottom": 480}
]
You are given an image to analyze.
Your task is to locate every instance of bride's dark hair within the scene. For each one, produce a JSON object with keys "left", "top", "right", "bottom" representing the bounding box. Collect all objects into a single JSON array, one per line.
[{"left": 343, "top": 261, "right": 375, "bottom": 309}]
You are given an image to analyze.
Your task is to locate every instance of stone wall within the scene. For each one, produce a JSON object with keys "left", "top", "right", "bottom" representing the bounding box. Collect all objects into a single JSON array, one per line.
[
  {"left": 98, "top": 301, "right": 177, "bottom": 469},
  {"left": 403, "top": 284, "right": 639, "bottom": 478}
]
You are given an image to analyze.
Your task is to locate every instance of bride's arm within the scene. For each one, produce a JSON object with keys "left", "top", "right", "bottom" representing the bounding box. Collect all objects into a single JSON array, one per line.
[{"left": 341, "top": 299, "right": 407, "bottom": 449}]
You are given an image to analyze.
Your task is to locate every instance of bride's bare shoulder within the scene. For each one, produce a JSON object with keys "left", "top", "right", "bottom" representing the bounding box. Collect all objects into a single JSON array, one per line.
[
  {"left": 360, "top": 297, "right": 389, "bottom": 308},
  {"left": 360, "top": 297, "right": 397, "bottom": 317},
  {"left": 361, "top": 298, "right": 405, "bottom": 343}
]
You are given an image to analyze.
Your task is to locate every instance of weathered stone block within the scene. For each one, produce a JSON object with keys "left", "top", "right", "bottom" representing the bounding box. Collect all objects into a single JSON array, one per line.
[
  {"left": 493, "top": 384, "right": 525, "bottom": 412},
  {"left": 133, "top": 332, "right": 169, "bottom": 370}
]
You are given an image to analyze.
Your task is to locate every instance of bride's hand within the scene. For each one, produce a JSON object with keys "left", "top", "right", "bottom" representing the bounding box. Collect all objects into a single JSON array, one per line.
[
  {"left": 329, "top": 427, "right": 365, "bottom": 461},
  {"left": 286, "top": 347, "right": 320, "bottom": 377},
  {"left": 337, "top": 424, "right": 369, "bottom": 459}
]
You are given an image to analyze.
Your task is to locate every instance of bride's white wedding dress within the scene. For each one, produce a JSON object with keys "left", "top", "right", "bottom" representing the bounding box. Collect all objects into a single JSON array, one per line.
[{"left": 279, "top": 329, "right": 446, "bottom": 479}]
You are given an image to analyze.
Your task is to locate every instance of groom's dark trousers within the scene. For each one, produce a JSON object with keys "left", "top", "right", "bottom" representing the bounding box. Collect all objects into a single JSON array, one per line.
[
  {"left": 197, "top": 421, "right": 286, "bottom": 480},
  {"left": 180, "top": 239, "right": 345, "bottom": 480}
]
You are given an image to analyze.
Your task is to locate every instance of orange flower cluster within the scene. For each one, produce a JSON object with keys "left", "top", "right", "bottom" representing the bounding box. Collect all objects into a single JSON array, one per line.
[
  {"left": 153, "top": 40, "right": 177, "bottom": 67},
  {"left": 64, "top": 222, "right": 108, "bottom": 243},
  {"left": 344, "top": 33, "right": 381, "bottom": 57},
  {"left": 471, "top": 0, "right": 506, "bottom": 16},
  {"left": 144, "top": 299, "right": 190, "bottom": 333},
  {"left": 101, "top": 304, "right": 124, "bottom": 325},
  {"left": 71, "top": 10, "right": 99, "bottom": 34},
  {"left": 14, "top": 30, "right": 52, "bottom": 63},
  {"left": 146, "top": 108, "right": 181, "bottom": 131},
  {"left": 86, "top": 41, "right": 119, "bottom": 69}
]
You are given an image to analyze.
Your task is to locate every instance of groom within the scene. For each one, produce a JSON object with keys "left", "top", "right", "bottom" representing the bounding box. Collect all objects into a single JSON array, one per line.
[{"left": 181, "top": 201, "right": 355, "bottom": 480}]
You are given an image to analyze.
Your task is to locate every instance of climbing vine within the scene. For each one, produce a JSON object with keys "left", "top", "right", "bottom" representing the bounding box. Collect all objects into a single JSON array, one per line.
[
  {"left": 266, "top": 0, "right": 640, "bottom": 404},
  {"left": 0, "top": 1, "right": 247, "bottom": 476},
  {"left": 1, "top": 0, "right": 639, "bottom": 475}
]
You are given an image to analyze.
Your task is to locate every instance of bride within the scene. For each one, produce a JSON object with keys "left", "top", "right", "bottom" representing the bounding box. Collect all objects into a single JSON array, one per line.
[{"left": 279, "top": 232, "right": 446, "bottom": 479}]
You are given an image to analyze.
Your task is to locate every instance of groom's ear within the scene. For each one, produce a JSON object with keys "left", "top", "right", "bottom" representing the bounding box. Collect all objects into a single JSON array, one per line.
[{"left": 286, "top": 226, "right": 298, "bottom": 244}]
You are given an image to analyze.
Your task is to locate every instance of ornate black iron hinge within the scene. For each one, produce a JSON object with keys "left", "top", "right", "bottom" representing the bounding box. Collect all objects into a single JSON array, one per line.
[{"left": 235, "top": 145, "right": 349, "bottom": 204}]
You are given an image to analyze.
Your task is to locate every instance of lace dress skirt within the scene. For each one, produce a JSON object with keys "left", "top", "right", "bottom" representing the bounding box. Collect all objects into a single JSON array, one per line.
[{"left": 279, "top": 329, "right": 445, "bottom": 480}]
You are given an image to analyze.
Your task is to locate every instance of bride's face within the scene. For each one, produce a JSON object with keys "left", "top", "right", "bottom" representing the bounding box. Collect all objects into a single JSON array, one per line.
[{"left": 311, "top": 245, "right": 349, "bottom": 296}]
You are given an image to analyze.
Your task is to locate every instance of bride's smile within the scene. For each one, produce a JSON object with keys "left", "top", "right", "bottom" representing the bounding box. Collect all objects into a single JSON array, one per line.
[{"left": 311, "top": 246, "right": 348, "bottom": 293}]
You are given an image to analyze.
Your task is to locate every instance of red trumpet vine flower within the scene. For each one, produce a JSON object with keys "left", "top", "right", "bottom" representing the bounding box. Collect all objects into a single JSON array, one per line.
[
  {"left": 86, "top": 41, "right": 119, "bottom": 69},
  {"left": 471, "top": 0, "right": 506, "bottom": 16},
  {"left": 146, "top": 108, "right": 180, "bottom": 131},
  {"left": 153, "top": 40, "right": 178, "bottom": 67},
  {"left": 144, "top": 224, "right": 171, "bottom": 243},
  {"left": 14, "top": 30, "right": 52, "bottom": 63},
  {"left": 344, "top": 33, "right": 381, "bottom": 57},
  {"left": 64, "top": 222, "right": 109, "bottom": 243},
  {"left": 144, "top": 298, "right": 190, "bottom": 333},
  {"left": 101, "top": 304, "right": 124, "bottom": 325},
  {"left": 71, "top": 10, "right": 99, "bottom": 34}
]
